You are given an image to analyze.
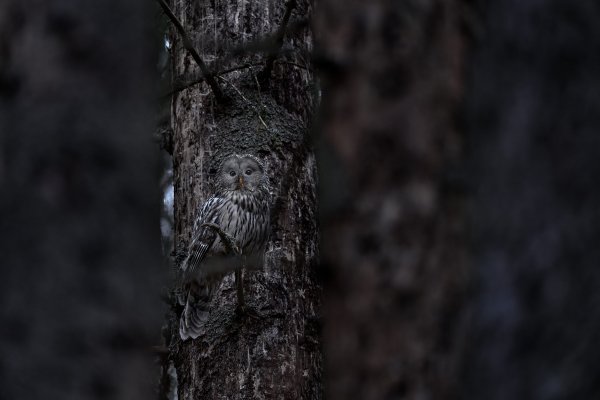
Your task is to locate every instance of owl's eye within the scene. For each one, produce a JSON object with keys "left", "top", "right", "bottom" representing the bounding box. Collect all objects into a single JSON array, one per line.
[
  {"left": 245, "top": 169, "right": 252, "bottom": 175},
  {"left": 229, "top": 171, "right": 236, "bottom": 177}
]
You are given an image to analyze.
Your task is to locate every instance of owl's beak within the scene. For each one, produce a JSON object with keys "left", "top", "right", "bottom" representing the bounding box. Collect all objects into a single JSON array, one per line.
[{"left": 238, "top": 176, "right": 244, "bottom": 189}]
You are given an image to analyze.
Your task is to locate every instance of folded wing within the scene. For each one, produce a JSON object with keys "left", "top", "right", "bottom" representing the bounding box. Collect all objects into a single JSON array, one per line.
[{"left": 181, "top": 196, "right": 225, "bottom": 276}]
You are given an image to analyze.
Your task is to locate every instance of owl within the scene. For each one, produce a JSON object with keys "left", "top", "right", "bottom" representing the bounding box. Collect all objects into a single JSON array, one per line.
[{"left": 179, "top": 154, "right": 271, "bottom": 340}]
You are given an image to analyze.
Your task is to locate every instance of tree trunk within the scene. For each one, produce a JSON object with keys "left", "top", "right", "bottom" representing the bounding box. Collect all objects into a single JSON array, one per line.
[
  {"left": 163, "top": 0, "right": 321, "bottom": 399},
  {"left": 315, "top": 1, "right": 468, "bottom": 399}
]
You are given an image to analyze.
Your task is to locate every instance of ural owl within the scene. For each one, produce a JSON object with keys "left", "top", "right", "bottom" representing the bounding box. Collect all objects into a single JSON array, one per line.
[{"left": 179, "top": 154, "right": 270, "bottom": 340}]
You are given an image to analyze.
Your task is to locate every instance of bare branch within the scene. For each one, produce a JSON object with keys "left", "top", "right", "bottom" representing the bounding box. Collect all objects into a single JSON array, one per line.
[
  {"left": 156, "top": 0, "right": 225, "bottom": 103},
  {"left": 276, "top": 60, "right": 312, "bottom": 73},
  {"left": 161, "top": 63, "right": 264, "bottom": 98}
]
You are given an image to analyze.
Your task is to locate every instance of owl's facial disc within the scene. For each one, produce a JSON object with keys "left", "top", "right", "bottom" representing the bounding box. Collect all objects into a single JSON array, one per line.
[{"left": 220, "top": 155, "right": 263, "bottom": 192}]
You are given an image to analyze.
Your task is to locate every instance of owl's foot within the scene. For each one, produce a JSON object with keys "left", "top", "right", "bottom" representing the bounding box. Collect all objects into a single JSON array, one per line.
[{"left": 201, "top": 223, "right": 241, "bottom": 255}]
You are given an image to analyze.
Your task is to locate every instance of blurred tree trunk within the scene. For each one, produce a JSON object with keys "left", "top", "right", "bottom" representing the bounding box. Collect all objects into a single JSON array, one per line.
[
  {"left": 315, "top": 1, "right": 468, "bottom": 399},
  {"left": 163, "top": 0, "right": 321, "bottom": 399},
  {"left": 0, "top": 1, "right": 162, "bottom": 399},
  {"left": 464, "top": 1, "right": 600, "bottom": 399}
]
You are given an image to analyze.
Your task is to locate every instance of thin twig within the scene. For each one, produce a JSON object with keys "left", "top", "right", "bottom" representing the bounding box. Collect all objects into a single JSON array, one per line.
[
  {"left": 251, "top": 65, "right": 267, "bottom": 125},
  {"left": 258, "top": 0, "right": 297, "bottom": 88},
  {"left": 275, "top": 60, "right": 312, "bottom": 73},
  {"left": 156, "top": 0, "right": 225, "bottom": 102},
  {"left": 217, "top": 76, "right": 269, "bottom": 129}
]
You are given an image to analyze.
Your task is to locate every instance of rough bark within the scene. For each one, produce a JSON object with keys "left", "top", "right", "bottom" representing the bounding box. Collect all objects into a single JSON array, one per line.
[
  {"left": 464, "top": 1, "right": 600, "bottom": 398},
  {"left": 164, "top": 1, "right": 321, "bottom": 399},
  {"left": 0, "top": 1, "right": 162, "bottom": 399},
  {"left": 315, "top": 1, "right": 468, "bottom": 399}
]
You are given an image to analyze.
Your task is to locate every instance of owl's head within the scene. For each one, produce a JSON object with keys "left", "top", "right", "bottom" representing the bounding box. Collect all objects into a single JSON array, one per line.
[{"left": 217, "top": 154, "right": 266, "bottom": 193}]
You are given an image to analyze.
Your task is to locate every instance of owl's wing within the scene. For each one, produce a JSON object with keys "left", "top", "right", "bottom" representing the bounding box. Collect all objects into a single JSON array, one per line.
[{"left": 182, "top": 196, "right": 225, "bottom": 276}]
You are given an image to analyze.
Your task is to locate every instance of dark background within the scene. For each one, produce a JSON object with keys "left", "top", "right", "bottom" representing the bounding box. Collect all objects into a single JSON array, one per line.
[
  {"left": 0, "top": 1, "right": 164, "bottom": 399},
  {"left": 464, "top": 1, "right": 600, "bottom": 398},
  {"left": 1, "top": 0, "right": 599, "bottom": 399}
]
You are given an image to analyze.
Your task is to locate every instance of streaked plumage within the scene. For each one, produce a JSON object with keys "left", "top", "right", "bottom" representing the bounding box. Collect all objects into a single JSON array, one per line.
[{"left": 179, "top": 154, "right": 270, "bottom": 340}]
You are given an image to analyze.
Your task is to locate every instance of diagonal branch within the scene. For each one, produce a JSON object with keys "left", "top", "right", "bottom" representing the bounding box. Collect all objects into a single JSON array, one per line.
[
  {"left": 161, "top": 63, "right": 264, "bottom": 99},
  {"left": 258, "top": 0, "right": 297, "bottom": 88},
  {"left": 165, "top": 60, "right": 312, "bottom": 99},
  {"left": 156, "top": 0, "right": 225, "bottom": 103}
]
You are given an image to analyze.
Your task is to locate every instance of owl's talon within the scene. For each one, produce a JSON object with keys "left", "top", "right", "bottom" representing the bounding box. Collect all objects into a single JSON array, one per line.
[{"left": 201, "top": 223, "right": 241, "bottom": 256}]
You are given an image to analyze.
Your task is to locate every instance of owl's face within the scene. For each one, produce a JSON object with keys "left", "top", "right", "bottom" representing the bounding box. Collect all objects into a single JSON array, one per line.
[{"left": 218, "top": 155, "right": 265, "bottom": 192}]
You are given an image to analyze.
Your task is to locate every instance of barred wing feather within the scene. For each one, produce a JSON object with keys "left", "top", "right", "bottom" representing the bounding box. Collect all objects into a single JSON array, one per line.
[{"left": 182, "top": 197, "right": 225, "bottom": 275}]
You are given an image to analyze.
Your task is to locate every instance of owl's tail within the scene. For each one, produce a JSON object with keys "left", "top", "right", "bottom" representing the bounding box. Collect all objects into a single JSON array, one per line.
[{"left": 179, "top": 282, "right": 213, "bottom": 341}]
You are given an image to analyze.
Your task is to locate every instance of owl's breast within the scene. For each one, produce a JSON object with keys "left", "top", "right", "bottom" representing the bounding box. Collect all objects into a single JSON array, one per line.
[{"left": 216, "top": 192, "right": 270, "bottom": 255}]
